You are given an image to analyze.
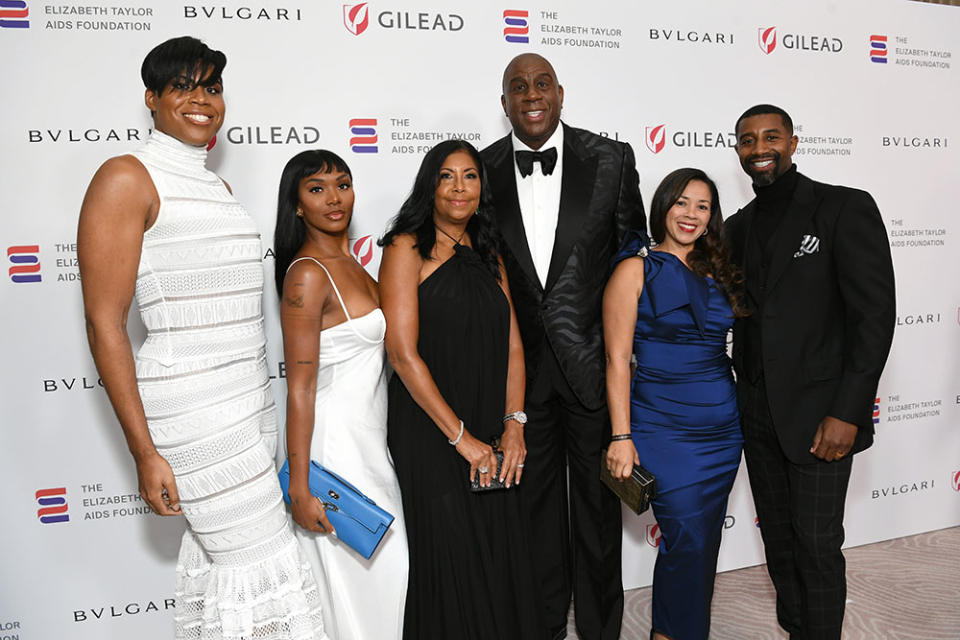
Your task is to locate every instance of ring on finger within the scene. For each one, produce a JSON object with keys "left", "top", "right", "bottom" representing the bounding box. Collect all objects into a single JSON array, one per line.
[
  {"left": 478, "top": 465, "right": 489, "bottom": 474},
  {"left": 516, "top": 463, "right": 525, "bottom": 468}
]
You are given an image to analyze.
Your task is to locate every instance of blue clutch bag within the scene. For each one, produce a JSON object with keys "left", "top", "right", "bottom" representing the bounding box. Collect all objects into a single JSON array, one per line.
[{"left": 278, "top": 459, "right": 395, "bottom": 559}]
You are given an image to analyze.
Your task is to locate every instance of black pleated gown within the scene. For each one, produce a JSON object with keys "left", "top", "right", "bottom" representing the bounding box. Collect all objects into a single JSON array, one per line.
[{"left": 387, "top": 244, "right": 545, "bottom": 640}]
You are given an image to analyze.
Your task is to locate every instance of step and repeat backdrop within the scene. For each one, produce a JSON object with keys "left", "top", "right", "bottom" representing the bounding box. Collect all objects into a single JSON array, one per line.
[{"left": 2, "top": 0, "right": 958, "bottom": 638}]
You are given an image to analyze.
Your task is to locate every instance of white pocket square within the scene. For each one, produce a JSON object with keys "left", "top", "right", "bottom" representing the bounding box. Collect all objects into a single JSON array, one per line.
[{"left": 793, "top": 235, "right": 820, "bottom": 258}]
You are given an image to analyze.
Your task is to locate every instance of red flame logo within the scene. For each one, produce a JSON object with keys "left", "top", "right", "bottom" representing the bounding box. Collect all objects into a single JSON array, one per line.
[
  {"left": 352, "top": 235, "right": 374, "bottom": 267},
  {"left": 645, "top": 125, "right": 666, "bottom": 154},
  {"left": 758, "top": 26, "right": 777, "bottom": 55},
  {"left": 343, "top": 3, "right": 369, "bottom": 35},
  {"left": 206, "top": 135, "right": 217, "bottom": 151},
  {"left": 645, "top": 523, "right": 662, "bottom": 548}
]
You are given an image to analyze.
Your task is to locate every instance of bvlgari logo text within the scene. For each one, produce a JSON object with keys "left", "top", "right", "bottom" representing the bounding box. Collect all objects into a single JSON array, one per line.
[
  {"left": 28, "top": 127, "right": 151, "bottom": 143},
  {"left": 648, "top": 28, "right": 733, "bottom": 45},
  {"left": 183, "top": 5, "right": 302, "bottom": 20},
  {"left": 74, "top": 599, "right": 176, "bottom": 622},
  {"left": 896, "top": 313, "right": 941, "bottom": 326},
  {"left": 882, "top": 136, "right": 948, "bottom": 148},
  {"left": 871, "top": 479, "right": 934, "bottom": 499}
]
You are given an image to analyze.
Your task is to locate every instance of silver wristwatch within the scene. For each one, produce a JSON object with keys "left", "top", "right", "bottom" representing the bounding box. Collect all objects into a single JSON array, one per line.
[{"left": 502, "top": 410, "right": 527, "bottom": 425}]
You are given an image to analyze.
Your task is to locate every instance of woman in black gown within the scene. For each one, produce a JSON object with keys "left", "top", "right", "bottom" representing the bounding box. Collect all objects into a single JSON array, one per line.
[{"left": 378, "top": 140, "right": 544, "bottom": 639}]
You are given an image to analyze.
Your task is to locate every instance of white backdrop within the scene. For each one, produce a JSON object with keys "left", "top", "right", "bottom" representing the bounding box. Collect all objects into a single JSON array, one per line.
[{"left": 2, "top": 1, "right": 959, "bottom": 638}]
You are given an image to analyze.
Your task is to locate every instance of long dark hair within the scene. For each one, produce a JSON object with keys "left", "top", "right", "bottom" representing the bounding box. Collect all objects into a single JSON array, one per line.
[
  {"left": 378, "top": 140, "right": 500, "bottom": 279},
  {"left": 273, "top": 149, "right": 353, "bottom": 294},
  {"left": 649, "top": 168, "right": 748, "bottom": 317}
]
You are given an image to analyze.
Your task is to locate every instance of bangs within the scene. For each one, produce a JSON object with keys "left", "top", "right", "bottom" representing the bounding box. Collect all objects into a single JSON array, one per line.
[{"left": 297, "top": 151, "right": 353, "bottom": 181}]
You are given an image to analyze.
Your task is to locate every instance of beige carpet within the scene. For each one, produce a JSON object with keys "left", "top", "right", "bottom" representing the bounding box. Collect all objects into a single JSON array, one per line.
[{"left": 565, "top": 526, "right": 960, "bottom": 639}]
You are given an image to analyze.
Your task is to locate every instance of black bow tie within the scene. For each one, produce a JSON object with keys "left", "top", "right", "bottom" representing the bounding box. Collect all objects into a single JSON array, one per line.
[{"left": 515, "top": 147, "right": 558, "bottom": 178}]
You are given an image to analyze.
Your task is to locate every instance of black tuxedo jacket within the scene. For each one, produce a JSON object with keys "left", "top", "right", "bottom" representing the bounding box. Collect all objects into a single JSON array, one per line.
[
  {"left": 725, "top": 172, "right": 896, "bottom": 463},
  {"left": 481, "top": 124, "right": 646, "bottom": 410}
]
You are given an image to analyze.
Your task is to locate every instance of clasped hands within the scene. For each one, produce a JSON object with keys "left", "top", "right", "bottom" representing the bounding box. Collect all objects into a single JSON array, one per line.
[{"left": 457, "top": 422, "right": 526, "bottom": 488}]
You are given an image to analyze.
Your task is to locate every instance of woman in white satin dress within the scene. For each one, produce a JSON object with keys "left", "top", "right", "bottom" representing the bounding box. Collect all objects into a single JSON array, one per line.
[
  {"left": 274, "top": 149, "right": 408, "bottom": 640},
  {"left": 78, "top": 37, "right": 325, "bottom": 639}
]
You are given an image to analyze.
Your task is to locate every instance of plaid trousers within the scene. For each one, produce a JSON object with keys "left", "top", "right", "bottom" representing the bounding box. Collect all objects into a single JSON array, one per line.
[{"left": 739, "top": 377, "right": 853, "bottom": 640}]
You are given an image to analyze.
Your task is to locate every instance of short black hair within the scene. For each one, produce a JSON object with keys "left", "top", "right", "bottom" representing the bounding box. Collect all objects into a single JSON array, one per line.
[
  {"left": 735, "top": 104, "right": 793, "bottom": 136},
  {"left": 141, "top": 36, "right": 226, "bottom": 95}
]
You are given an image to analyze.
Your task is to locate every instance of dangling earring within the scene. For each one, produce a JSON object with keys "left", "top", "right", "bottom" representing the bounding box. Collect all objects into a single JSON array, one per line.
[{"left": 296, "top": 208, "right": 303, "bottom": 218}]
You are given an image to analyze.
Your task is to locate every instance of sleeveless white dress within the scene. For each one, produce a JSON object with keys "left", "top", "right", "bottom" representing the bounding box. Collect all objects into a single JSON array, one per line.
[
  {"left": 131, "top": 130, "right": 326, "bottom": 640},
  {"left": 286, "top": 257, "right": 408, "bottom": 640}
]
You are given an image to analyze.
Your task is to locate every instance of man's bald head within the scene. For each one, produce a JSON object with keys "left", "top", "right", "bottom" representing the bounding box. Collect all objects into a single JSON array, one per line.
[
  {"left": 500, "top": 53, "right": 564, "bottom": 150},
  {"left": 501, "top": 53, "right": 558, "bottom": 94}
]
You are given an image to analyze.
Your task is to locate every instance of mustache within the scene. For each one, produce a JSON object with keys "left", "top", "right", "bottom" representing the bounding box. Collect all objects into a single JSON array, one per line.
[{"left": 746, "top": 151, "right": 781, "bottom": 165}]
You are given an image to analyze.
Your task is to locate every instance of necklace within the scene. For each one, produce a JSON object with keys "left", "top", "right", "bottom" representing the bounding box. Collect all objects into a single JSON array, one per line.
[{"left": 435, "top": 224, "right": 466, "bottom": 246}]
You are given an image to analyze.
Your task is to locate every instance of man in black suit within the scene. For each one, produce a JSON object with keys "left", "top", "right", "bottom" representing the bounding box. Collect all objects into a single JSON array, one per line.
[
  {"left": 480, "top": 53, "right": 646, "bottom": 640},
  {"left": 725, "top": 104, "right": 895, "bottom": 639}
]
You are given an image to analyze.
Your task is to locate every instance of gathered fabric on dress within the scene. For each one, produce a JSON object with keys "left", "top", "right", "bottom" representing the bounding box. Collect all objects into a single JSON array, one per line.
[
  {"left": 285, "top": 256, "right": 408, "bottom": 640},
  {"left": 132, "top": 130, "right": 326, "bottom": 640},
  {"left": 617, "top": 232, "right": 743, "bottom": 640},
  {"left": 387, "top": 244, "right": 546, "bottom": 640}
]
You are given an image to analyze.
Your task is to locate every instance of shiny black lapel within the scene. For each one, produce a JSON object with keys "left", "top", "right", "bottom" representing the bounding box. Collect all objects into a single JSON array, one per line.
[
  {"left": 765, "top": 174, "right": 821, "bottom": 293},
  {"left": 544, "top": 125, "right": 598, "bottom": 292},
  {"left": 486, "top": 136, "right": 540, "bottom": 290}
]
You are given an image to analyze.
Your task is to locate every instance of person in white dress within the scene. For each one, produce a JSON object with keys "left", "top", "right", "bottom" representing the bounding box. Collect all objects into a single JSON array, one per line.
[
  {"left": 77, "top": 37, "right": 326, "bottom": 640},
  {"left": 274, "top": 149, "right": 409, "bottom": 640}
]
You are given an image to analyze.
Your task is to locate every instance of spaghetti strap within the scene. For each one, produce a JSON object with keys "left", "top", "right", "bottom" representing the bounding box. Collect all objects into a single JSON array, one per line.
[
  {"left": 287, "top": 256, "right": 354, "bottom": 322},
  {"left": 286, "top": 256, "right": 383, "bottom": 346}
]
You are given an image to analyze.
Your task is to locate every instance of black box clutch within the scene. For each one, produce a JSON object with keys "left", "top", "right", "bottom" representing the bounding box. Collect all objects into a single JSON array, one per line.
[
  {"left": 469, "top": 449, "right": 507, "bottom": 492},
  {"left": 600, "top": 449, "right": 656, "bottom": 515}
]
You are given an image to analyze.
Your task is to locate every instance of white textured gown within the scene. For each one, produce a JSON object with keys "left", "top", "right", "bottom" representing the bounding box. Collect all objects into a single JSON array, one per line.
[
  {"left": 287, "top": 257, "right": 408, "bottom": 640},
  {"left": 131, "top": 130, "right": 326, "bottom": 640}
]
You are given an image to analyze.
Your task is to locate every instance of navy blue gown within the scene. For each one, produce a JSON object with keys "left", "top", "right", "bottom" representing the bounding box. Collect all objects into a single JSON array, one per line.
[{"left": 616, "top": 233, "right": 743, "bottom": 639}]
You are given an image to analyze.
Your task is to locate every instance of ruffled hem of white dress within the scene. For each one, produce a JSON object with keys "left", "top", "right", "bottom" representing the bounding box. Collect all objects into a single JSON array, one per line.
[{"left": 173, "top": 528, "right": 328, "bottom": 640}]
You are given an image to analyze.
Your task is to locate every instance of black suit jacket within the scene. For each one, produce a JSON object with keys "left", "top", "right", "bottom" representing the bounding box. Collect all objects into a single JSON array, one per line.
[
  {"left": 725, "top": 172, "right": 896, "bottom": 463},
  {"left": 481, "top": 123, "right": 646, "bottom": 410}
]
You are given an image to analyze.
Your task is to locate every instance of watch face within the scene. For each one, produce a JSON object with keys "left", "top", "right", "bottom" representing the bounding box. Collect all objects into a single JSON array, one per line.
[{"left": 515, "top": 411, "right": 527, "bottom": 424}]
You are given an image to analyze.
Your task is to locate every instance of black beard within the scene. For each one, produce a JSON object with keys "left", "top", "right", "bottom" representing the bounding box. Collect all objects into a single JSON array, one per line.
[{"left": 744, "top": 151, "right": 781, "bottom": 186}]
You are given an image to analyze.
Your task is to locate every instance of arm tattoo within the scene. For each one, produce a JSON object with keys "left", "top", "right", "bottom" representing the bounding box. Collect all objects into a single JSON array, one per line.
[
  {"left": 296, "top": 360, "right": 314, "bottom": 365},
  {"left": 284, "top": 294, "right": 304, "bottom": 308}
]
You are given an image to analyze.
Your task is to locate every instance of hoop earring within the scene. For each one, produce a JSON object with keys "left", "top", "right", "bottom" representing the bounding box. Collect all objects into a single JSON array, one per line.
[{"left": 701, "top": 227, "right": 709, "bottom": 237}]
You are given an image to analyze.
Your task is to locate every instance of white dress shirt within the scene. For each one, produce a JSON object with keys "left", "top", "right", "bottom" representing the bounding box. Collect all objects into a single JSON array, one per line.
[{"left": 512, "top": 125, "right": 564, "bottom": 288}]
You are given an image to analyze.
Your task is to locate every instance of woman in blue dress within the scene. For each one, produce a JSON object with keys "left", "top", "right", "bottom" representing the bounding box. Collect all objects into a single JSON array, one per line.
[{"left": 604, "top": 168, "right": 748, "bottom": 640}]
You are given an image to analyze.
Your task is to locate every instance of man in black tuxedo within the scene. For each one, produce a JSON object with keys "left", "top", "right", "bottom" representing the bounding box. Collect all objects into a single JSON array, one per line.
[
  {"left": 480, "top": 53, "right": 646, "bottom": 640},
  {"left": 725, "top": 104, "right": 895, "bottom": 639}
]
